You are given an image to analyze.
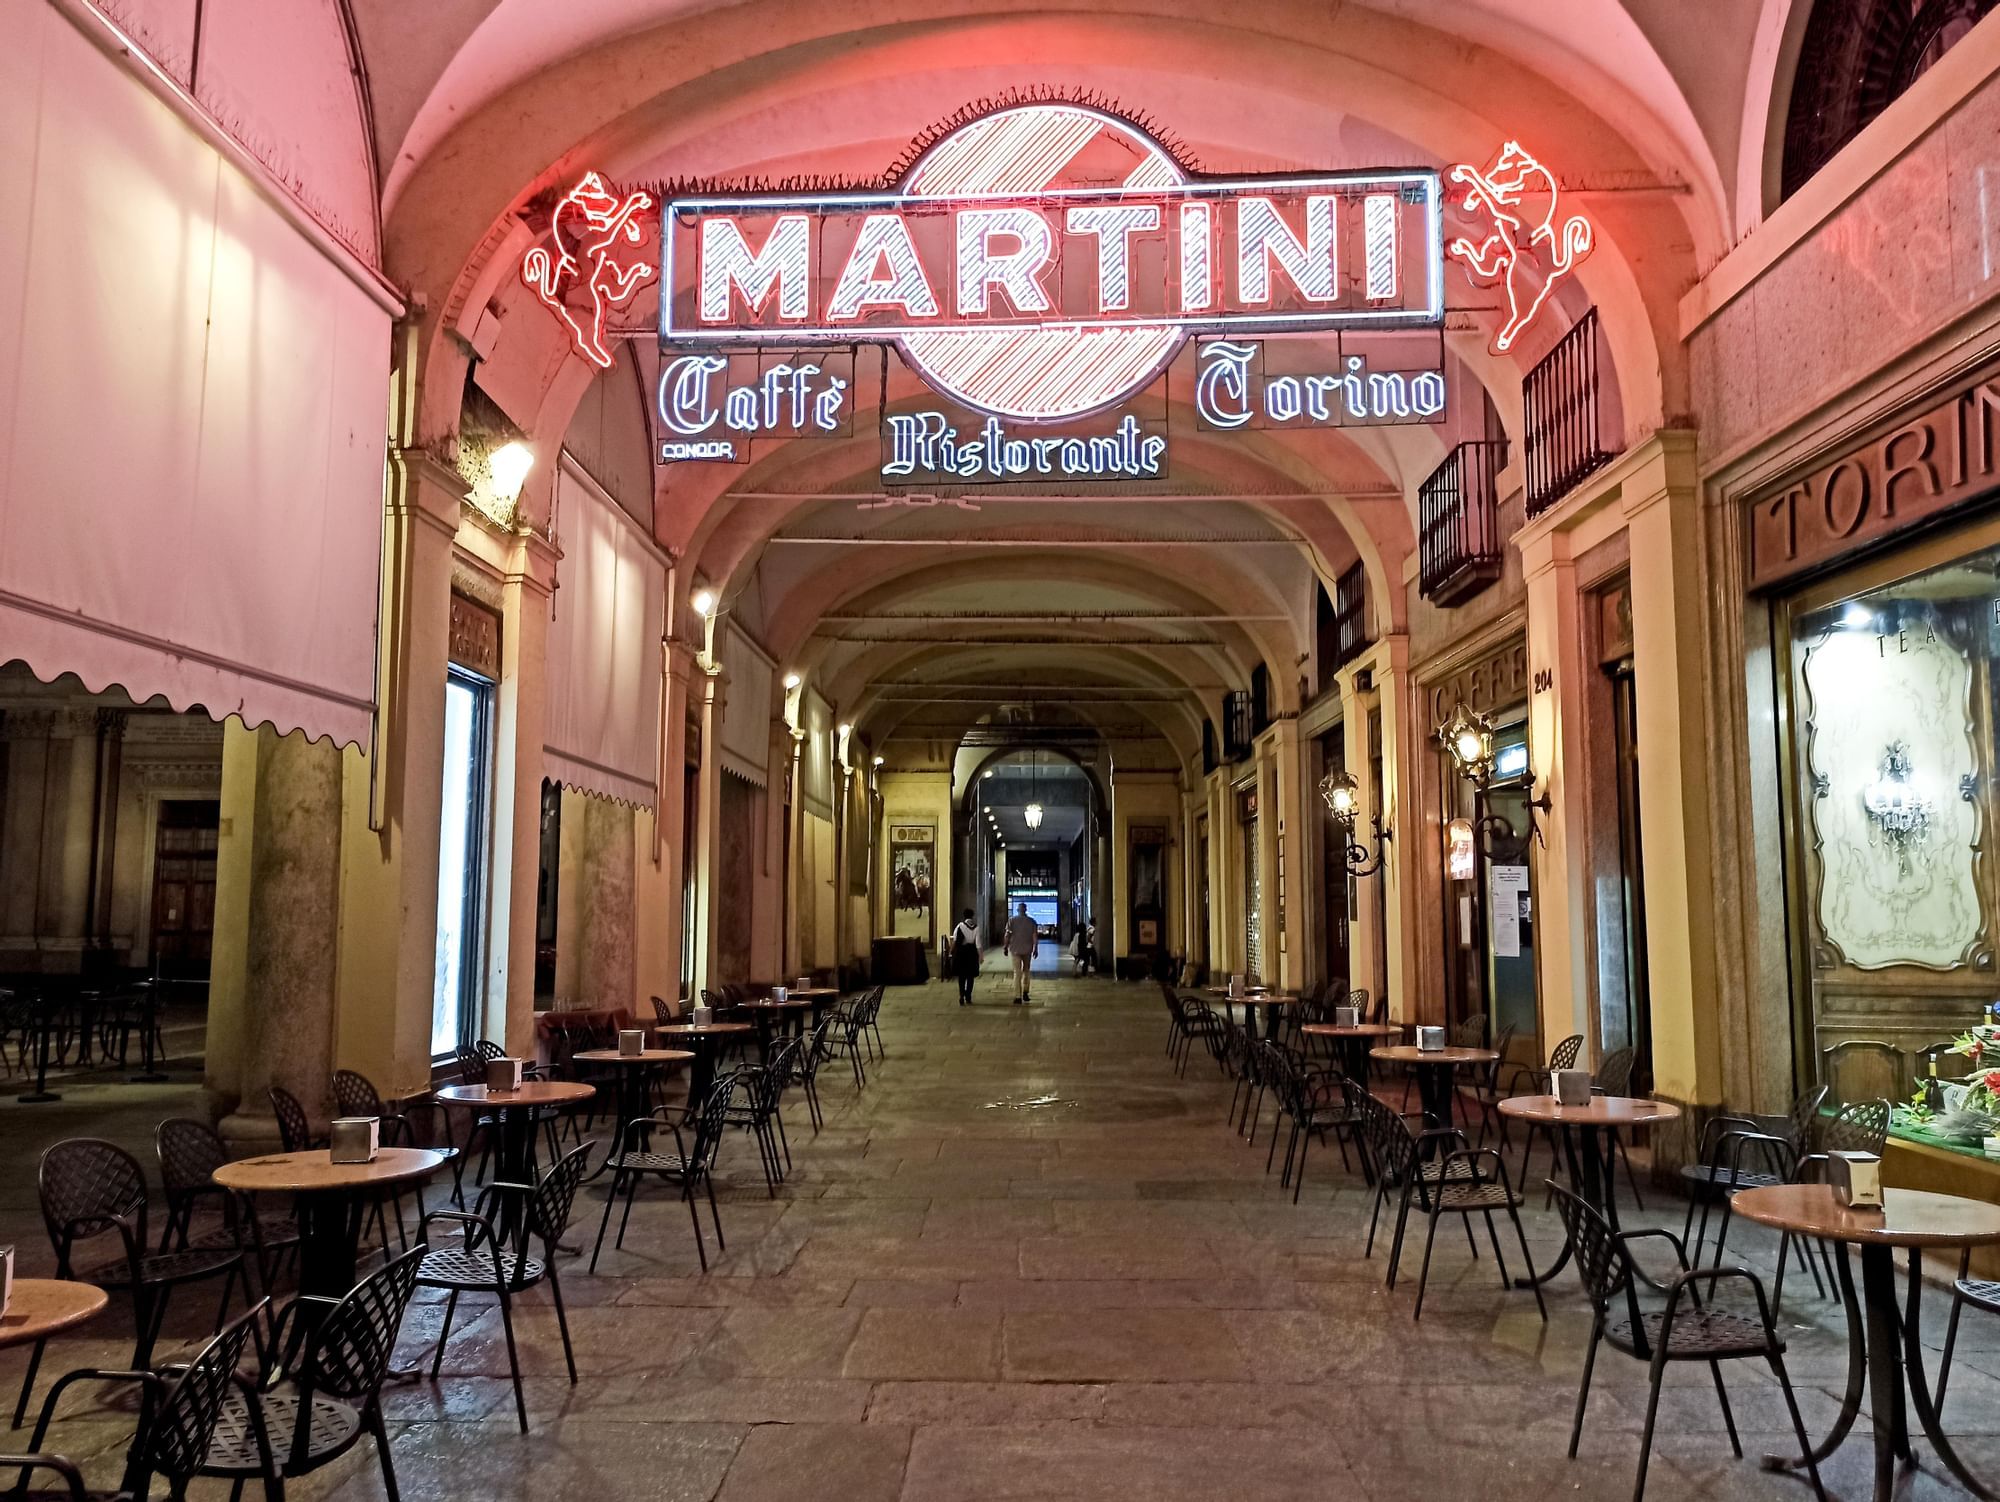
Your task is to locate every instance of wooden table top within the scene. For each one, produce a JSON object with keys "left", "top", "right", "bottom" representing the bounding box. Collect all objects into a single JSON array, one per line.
[
  {"left": 212, "top": 1146, "right": 449, "bottom": 1195},
  {"left": 1301, "top": 1023, "right": 1404, "bottom": 1039},
  {"left": 655, "top": 1022, "right": 755, "bottom": 1038},
  {"left": 0, "top": 1279, "right": 109, "bottom": 1350},
  {"left": 1732, "top": 1185, "right": 2000, "bottom": 1247},
  {"left": 1371, "top": 1045, "right": 1499, "bottom": 1066},
  {"left": 736, "top": 997, "right": 813, "bottom": 1010},
  {"left": 791, "top": 988, "right": 839, "bottom": 999},
  {"left": 433, "top": 1081, "right": 595, "bottom": 1108},
  {"left": 570, "top": 1048, "right": 693, "bottom": 1065},
  {"left": 1497, "top": 1094, "right": 1683, "bottom": 1127}
]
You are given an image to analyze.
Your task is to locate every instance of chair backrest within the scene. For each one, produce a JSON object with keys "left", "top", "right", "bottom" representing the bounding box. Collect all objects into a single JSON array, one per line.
[
  {"left": 529, "top": 1141, "right": 595, "bottom": 1245},
  {"left": 138, "top": 1301, "right": 268, "bottom": 1495},
  {"left": 1821, "top": 1039, "right": 1906, "bottom": 1108},
  {"left": 1818, "top": 1098, "right": 1891, "bottom": 1156},
  {"left": 330, "top": 1068, "right": 385, "bottom": 1119},
  {"left": 1548, "top": 1033, "right": 1585, "bottom": 1071},
  {"left": 155, "top": 1117, "right": 228, "bottom": 1201},
  {"left": 1547, "top": 1183, "right": 1646, "bottom": 1349},
  {"left": 691, "top": 1076, "right": 739, "bottom": 1169},
  {"left": 1451, "top": 1013, "right": 1487, "bottom": 1048},
  {"left": 700, "top": 989, "right": 727, "bottom": 1011},
  {"left": 1348, "top": 1084, "right": 1415, "bottom": 1184},
  {"left": 1786, "top": 1083, "right": 1832, "bottom": 1148},
  {"left": 268, "top": 1084, "right": 316, "bottom": 1152},
  {"left": 306, "top": 1244, "right": 426, "bottom": 1402},
  {"left": 651, "top": 995, "right": 678, "bottom": 1025},
  {"left": 40, "top": 1138, "right": 149, "bottom": 1268},
  {"left": 1487, "top": 1023, "right": 1518, "bottom": 1078},
  {"left": 1595, "top": 1045, "right": 1637, "bottom": 1097}
]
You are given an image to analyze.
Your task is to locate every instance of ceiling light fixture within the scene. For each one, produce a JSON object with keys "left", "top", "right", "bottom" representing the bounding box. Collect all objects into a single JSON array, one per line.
[{"left": 1024, "top": 803, "right": 1043, "bottom": 829}]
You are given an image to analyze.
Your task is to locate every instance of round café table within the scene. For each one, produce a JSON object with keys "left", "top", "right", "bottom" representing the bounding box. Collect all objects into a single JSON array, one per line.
[
  {"left": 1735, "top": 1184, "right": 2000, "bottom": 1502},
  {"left": 213, "top": 1148, "right": 447, "bottom": 1316},
  {"left": 569, "top": 1048, "right": 692, "bottom": 1168},
  {"left": 434, "top": 1081, "right": 593, "bottom": 1243},
  {"left": 790, "top": 987, "right": 841, "bottom": 1024},
  {"left": 1497, "top": 1094, "right": 1681, "bottom": 1287},
  {"left": 1301, "top": 1021, "right": 1403, "bottom": 1082},
  {"left": 1371, "top": 1045, "right": 1497, "bottom": 1133},
  {"left": 653, "top": 1021, "right": 755, "bottom": 1106},
  {"left": 1206, "top": 989, "right": 1300, "bottom": 1042},
  {"left": 4, "top": 1277, "right": 110, "bottom": 1428},
  {"left": 735, "top": 997, "right": 814, "bottom": 1057}
]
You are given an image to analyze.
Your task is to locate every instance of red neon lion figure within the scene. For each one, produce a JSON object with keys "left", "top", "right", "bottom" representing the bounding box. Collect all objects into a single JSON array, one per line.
[
  {"left": 1446, "top": 142, "right": 1593, "bottom": 355},
  {"left": 521, "top": 172, "right": 655, "bottom": 370}
]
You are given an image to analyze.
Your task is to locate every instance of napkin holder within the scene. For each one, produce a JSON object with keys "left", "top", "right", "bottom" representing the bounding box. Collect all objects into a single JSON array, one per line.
[
  {"left": 617, "top": 1028, "right": 645, "bottom": 1057},
  {"left": 1227, "top": 974, "right": 1245, "bottom": 1000},
  {"left": 1333, "top": 1006, "right": 1360, "bottom": 1028},
  {"left": 1553, "top": 1068, "right": 1594, "bottom": 1107},
  {"left": 772, "top": 986, "right": 789, "bottom": 1004},
  {"left": 1829, "top": 1150, "right": 1883, "bottom": 1209},
  {"left": 2, "top": 1244, "right": 14, "bottom": 1317},
  {"left": 795, "top": 975, "right": 811, "bottom": 991},
  {"left": 1415, "top": 1025, "right": 1445, "bottom": 1052},
  {"left": 484, "top": 1057, "right": 524, "bottom": 1092},
  {"left": 329, "top": 1117, "right": 379, "bottom": 1164},
  {"left": 691, "top": 1004, "right": 714, "bottom": 1026}
]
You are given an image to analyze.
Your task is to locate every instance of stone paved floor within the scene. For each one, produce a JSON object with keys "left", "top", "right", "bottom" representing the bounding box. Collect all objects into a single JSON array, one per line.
[{"left": 6, "top": 971, "right": 2000, "bottom": 1500}]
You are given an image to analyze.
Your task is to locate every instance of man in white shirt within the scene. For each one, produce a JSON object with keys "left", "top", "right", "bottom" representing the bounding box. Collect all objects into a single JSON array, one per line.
[{"left": 1002, "top": 901, "right": 1040, "bottom": 1005}]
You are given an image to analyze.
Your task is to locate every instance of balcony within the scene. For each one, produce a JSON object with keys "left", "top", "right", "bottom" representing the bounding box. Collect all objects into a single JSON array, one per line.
[
  {"left": 1523, "top": 306, "right": 1616, "bottom": 517},
  {"left": 1221, "top": 690, "right": 1254, "bottom": 761},
  {"left": 1418, "top": 439, "right": 1509, "bottom": 606}
]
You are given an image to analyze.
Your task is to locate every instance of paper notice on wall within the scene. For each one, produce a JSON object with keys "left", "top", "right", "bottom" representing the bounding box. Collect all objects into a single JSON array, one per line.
[{"left": 1490, "top": 865, "right": 1529, "bottom": 957}]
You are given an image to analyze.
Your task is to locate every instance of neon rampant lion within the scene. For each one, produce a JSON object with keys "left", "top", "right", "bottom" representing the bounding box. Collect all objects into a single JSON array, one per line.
[
  {"left": 522, "top": 173, "right": 656, "bottom": 370},
  {"left": 1446, "top": 142, "right": 1592, "bottom": 355}
]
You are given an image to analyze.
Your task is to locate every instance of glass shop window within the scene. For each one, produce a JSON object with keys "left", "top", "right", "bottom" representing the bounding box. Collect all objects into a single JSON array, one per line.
[
  {"left": 433, "top": 667, "right": 496, "bottom": 1058},
  {"left": 1784, "top": 533, "right": 2000, "bottom": 1145}
]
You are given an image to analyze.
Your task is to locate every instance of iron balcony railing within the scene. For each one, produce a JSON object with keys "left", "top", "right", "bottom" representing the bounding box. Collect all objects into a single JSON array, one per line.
[
  {"left": 1523, "top": 306, "right": 1615, "bottom": 517},
  {"left": 1418, "top": 439, "right": 1509, "bottom": 606},
  {"left": 1222, "top": 691, "right": 1254, "bottom": 761},
  {"left": 1332, "top": 560, "right": 1369, "bottom": 666}
]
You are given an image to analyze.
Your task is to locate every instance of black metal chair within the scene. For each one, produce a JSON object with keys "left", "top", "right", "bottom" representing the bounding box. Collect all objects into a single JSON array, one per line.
[
  {"left": 1261, "top": 1044, "right": 1360, "bottom": 1203},
  {"left": 20, "top": 1139, "right": 246, "bottom": 1427},
  {"left": 332, "top": 1068, "right": 452, "bottom": 1213},
  {"left": 200, "top": 1244, "right": 426, "bottom": 1501},
  {"left": 1680, "top": 1085, "right": 1827, "bottom": 1268},
  {"left": 7, "top": 1301, "right": 267, "bottom": 1502},
  {"left": 786, "top": 1014, "right": 835, "bottom": 1132},
  {"left": 1352, "top": 1083, "right": 1545, "bottom": 1322},
  {"left": 1937, "top": 1249, "right": 2000, "bottom": 1412},
  {"left": 592, "top": 1076, "right": 737, "bottom": 1273},
  {"left": 823, "top": 997, "right": 871, "bottom": 1088},
  {"left": 1512, "top": 1033, "right": 1586, "bottom": 1176},
  {"left": 155, "top": 1117, "right": 300, "bottom": 1298},
  {"left": 415, "top": 1141, "right": 592, "bottom": 1432},
  {"left": 1551, "top": 1184, "right": 1825, "bottom": 1502},
  {"left": 724, "top": 1044, "right": 796, "bottom": 1196},
  {"left": 1772, "top": 1098, "right": 1892, "bottom": 1309}
]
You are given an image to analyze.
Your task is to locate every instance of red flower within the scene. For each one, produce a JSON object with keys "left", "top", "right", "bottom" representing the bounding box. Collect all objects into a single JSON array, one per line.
[{"left": 1985, "top": 1069, "right": 2000, "bottom": 1094}]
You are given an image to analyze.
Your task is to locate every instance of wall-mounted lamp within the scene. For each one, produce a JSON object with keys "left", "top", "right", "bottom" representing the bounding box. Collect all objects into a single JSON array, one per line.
[
  {"left": 872, "top": 754, "right": 885, "bottom": 768},
  {"left": 1436, "top": 701, "right": 1551, "bottom": 850},
  {"left": 488, "top": 441, "right": 535, "bottom": 504},
  {"left": 1318, "top": 768, "right": 1391, "bottom": 876},
  {"left": 781, "top": 670, "right": 805, "bottom": 734},
  {"left": 690, "top": 585, "right": 720, "bottom": 669}
]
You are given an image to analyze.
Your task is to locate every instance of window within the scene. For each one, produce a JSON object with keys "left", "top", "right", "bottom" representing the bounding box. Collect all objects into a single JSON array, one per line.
[
  {"left": 1782, "top": 0, "right": 1996, "bottom": 200},
  {"left": 432, "top": 668, "right": 495, "bottom": 1058}
]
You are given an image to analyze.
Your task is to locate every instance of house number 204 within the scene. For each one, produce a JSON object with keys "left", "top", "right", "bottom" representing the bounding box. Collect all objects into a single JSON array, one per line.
[{"left": 1532, "top": 669, "right": 1554, "bottom": 694}]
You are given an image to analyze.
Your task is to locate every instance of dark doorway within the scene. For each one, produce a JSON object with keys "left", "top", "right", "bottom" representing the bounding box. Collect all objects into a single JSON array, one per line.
[{"left": 150, "top": 799, "right": 219, "bottom": 978}]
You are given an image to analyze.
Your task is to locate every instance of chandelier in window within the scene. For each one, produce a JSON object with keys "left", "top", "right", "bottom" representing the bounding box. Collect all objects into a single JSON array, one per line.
[{"left": 1024, "top": 803, "right": 1043, "bottom": 829}]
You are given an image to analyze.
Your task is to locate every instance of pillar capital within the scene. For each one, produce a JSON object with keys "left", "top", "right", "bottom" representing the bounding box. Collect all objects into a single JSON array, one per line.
[
  {"left": 503, "top": 525, "right": 562, "bottom": 599},
  {"left": 388, "top": 446, "right": 469, "bottom": 539}
]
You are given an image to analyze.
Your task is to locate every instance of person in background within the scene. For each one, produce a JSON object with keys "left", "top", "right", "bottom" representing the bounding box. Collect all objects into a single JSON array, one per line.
[
  {"left": 1003, "top": 900, "right": 1039, "bottom": 1005},
  {"left": 950, "top": 909, "right": 981, "bottom": 1006},
  {"left": 1071, "top": 924, "right": 1088, "bottom": 976}
]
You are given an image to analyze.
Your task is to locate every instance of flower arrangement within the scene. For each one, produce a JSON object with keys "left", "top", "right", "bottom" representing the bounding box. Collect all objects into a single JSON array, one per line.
[{"left": 1898, "top": 1023, "right": 2000, "bottom": 1143}]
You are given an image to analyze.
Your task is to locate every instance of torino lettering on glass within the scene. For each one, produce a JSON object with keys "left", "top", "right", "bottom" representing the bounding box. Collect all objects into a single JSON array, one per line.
[{"left": 1193, "top": 340, "right": 1445, "bottom": 431}]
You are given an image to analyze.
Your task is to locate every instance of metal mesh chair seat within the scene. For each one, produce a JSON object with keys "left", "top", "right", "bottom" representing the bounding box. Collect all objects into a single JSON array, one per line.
[
  {"left": 1956, "top": 1278, "right": 2000, "bottom": 1310},
  {"left": 1410, "top": 1158, "right": 1481, "bottom": 1188},
  {"left": 1606, "top": 1307, "right": 1773, "bottom": 1361},
  {"left": 74, "top": 1243, "right": 241, "bottom": 1289},
  {"left": 416, "top": 1244, "right": 545, "bottom": 1290},
  {"left": 1433, "top": 1178, "right": 1523, "bottom": 1211},
  {"left": 610, "top": 1148, "right": 697, "bottom": 1176},
  {"left": 1679, "top": 1162, "right": 1783, "bottom": 1191},
  {"left": 185, "top": 1215, "right": 301, "bottom": 1253},
  {"left": 203, "top": 1387, "right": 361, "bottom": 1475}
]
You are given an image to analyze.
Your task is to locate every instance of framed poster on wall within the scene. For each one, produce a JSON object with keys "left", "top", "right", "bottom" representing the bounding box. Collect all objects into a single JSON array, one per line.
[{"left": 889, "top": 824, "right": 936, "bottom": 944}]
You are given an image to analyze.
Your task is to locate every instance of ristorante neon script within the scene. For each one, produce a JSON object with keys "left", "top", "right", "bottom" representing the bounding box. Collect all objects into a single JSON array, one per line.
[{"left": 665, "top": 174, "right": 1441, "bottom": 342}]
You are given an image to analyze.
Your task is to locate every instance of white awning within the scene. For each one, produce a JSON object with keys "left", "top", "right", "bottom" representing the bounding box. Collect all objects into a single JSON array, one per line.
[
  {"left": 0, "top": 12, "right": 392, "bottom": 746},
  {"left": 544, "top": 456, "right": 665, "bottom": 807},
  {"left": 717, "top": 623, "right": 775, "bottom": 787}
]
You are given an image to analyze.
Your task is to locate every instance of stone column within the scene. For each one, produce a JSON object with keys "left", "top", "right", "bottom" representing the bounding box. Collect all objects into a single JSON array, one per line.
[
  {"left": 489, "top": 527, "right": 559, "bottom": 1054},
  {"left": 1266, "top": 718, "right": 1306, "bottom": 991},
  {"left": 1519, "top": 530, "right": 1597, "bottom": 1060},
  {"left": 207, "top": 721, "right": 344, "bottom": 1144},
  {"left": 1338, "top": 669, "right": 1379, "bottom": 1005},
  {"left": 1365, "top": 635, "right": 1422, "bottom": 1025},
  {"left": 689, "top": 667, "right": 727, "bottom": 998},
  {"left": 749, "top": 719, "right": 790, "bottom": 981},
  {"left": 333, "top": 446, "right": 460, "bottom": 1096}
]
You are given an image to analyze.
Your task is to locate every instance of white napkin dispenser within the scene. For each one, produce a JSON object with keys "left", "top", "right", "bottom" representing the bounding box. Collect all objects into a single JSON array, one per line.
[
  {"left": 1333, "top": 1006, "right": 1360, "bottom": 1028},
  {"left": 1227, "top": 974, "right": 1245, "bottom": 999},
  {"left": 1415, "top": 1025, "right": 1446, "bottom": 1052},
  {"left": 1553, "top": 1068, "right": 1594, "bottom": 1107},
  {"left": 691, "top": 1004, "right": 714, "bottom": 1026},
  {"left": 617, "top": 1028, "right": 645, "bottom": 1057},
  {"left": 329, "top": 1117, "right": 379, "bottom": 1164},
  {"left": 484, "top": 1057, "right": 524, "bottom": 1092},
  {"left": 772, "top": 986, "right": 789, "bottom": 1004},
  {"left": 795, "top": 975, "right": 811, "bottom": 991},
  {"left": 1830, "top": 1150, "right": 1883, "bottom": 1209}
]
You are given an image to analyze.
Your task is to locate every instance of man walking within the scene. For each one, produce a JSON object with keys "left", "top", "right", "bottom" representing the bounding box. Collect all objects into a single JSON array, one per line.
[{"left": 1003, "top": 901, "right": 1039, "bottom": 1005}]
